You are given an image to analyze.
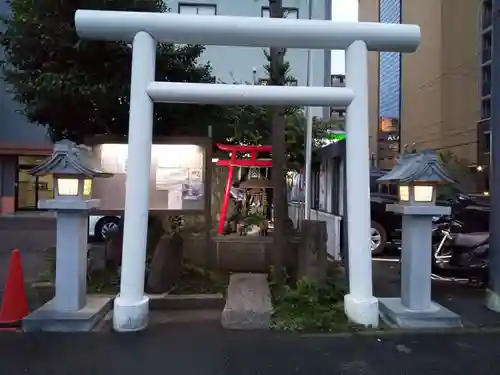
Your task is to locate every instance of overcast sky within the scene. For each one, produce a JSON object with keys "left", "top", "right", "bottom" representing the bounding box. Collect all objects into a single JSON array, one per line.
[{"left": 331, "top": 0, "right": 359, "bottom": 74}]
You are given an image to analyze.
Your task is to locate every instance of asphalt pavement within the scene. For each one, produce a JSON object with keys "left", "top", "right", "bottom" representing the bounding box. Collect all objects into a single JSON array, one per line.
[
  {"left": 0, "top": 325, "right": 498, "bottom": 374},
  {"left": 0, "top": 215, "right": 55, "bottom": 285}
]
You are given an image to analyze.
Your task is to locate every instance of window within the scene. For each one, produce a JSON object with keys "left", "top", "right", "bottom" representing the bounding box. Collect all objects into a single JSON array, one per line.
[
  {"left": 481, "top": 99, "right": 491, "bottom": 119},
  {"left": 261, "top": 6, "right": 299, "bottom": 19},
  {"left": 331, "top": 74, "right": 346, "bottom": 87},
  {"left": 258, "top": 77, "right": 297, "bottom": 86},
  {"left": 330, "top": 158, "right": 341, "bottom": 215},
  {"left": 178, "top": 3, "right": 217, "bottom": 15},
  {"left": 484, "top": 131, "right": 491, "bottom": 153}
]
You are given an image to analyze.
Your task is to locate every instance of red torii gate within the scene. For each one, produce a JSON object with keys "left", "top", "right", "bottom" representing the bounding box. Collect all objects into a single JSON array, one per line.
[{"left": 216, "top": 143, "right": 272, "bottom": 235}]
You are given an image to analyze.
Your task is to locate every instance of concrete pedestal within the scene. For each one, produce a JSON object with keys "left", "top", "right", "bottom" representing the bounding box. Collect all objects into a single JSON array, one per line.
[
  {"left": 485, "top": 288, "right": 500, "bottom": 312},
  {"left": 27, "top": 199, "right": 102, "bottom": 331},
  {"left": 378, "top": 297, "right": 462, "bottom": 328},
  {"left": 23, "top": 296, "right": 112, "bottom": 332},
  {"left": 54, "top": 211, "right": 88, "bottom": 311},
  {"left": 379, "top": 204, "right": 461, "bottom": 328}
]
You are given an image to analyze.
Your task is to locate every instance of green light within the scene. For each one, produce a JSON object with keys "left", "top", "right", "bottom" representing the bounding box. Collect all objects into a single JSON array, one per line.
[{"left": 326, "top": 132, "right": 345, "bottom": 141}]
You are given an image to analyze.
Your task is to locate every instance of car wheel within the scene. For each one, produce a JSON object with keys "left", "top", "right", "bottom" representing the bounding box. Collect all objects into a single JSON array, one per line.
[
  {"left": 95, "top": 216, "right": 120, "bottom": 241},
  {"left": 371, "top": 221, "right": 387, "bottom": 256}
]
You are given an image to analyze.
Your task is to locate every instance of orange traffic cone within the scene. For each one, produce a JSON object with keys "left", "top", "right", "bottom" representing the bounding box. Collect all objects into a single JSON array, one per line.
[{"left": 0, "top": 249, "right": 29, "bottom": 329}]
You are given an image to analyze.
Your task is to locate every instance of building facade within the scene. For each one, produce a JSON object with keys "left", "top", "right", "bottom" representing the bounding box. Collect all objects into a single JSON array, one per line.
[
  {"left": 377, "top": 0, "right": 401, "bottom": 167},
  {"left": 330, "top": 74, "right": 346, "bottom": 120},
  {"left": 360, "top": 0, "right": 482, "bottom": 174},
  {"left": 478, "top": 0, "right": 493, "bottom": 192},
  {"left": 0, "top": 0, "right": 53, "bottom": 213},
  {"left": 171, "top": 0, "right": 333, "bottom": 118}
]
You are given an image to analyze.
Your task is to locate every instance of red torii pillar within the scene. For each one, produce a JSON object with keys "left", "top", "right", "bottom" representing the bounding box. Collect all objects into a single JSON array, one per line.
[{"left": 215, "top": 144, "right": 272, "bottom": 235}]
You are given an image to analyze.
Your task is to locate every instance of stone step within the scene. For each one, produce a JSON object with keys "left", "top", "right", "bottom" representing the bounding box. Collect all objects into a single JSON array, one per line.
[{"left": 221, "top": 273, "right": 272, "bottom": 330}]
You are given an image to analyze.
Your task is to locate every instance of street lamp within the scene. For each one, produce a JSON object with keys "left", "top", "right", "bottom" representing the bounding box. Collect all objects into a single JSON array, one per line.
[
  {"left": 23, "top": 140, "right": 113, "bottom": 332},
  {"left": 398, "top": 183, "right": 435, "bottom": 204},
  {"left": 55, "top": 175, "right": 93, "bottom": 198},
  {"left": 376, "top": 148, "right": 463, "bottom": 328}
]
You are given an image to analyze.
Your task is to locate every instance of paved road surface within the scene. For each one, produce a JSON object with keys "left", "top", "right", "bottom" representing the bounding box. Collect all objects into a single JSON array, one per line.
[
  {"left": 0, "top": 326, "right": 498, "bottom": 374},
  {"left": 0, "top": 215, "right": 55, "bottom": 285}
]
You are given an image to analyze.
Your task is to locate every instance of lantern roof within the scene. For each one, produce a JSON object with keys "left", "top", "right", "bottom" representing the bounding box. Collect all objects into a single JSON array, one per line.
[
  {"left": 29, "top": 140, "right": 113, "bottom": 178},
  {"left": 377, "top": 149, "right": 455, "bottom": 185}
]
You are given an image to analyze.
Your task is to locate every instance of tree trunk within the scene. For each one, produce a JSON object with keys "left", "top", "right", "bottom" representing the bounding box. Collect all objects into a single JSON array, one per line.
[{"left": 269, "top": 0, "right": 286, "bottom": 284}]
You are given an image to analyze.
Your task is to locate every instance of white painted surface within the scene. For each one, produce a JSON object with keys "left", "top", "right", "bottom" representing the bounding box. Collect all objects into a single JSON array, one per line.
[
  {"left": 74, "top": 11, "right": 420, "bottom": 52},
  {"left": 146, "top": 82, "right": 355, "bottom": 106},
  {"left": 113, "top": 295, "right": 149, "bottom": 332},
  {"left": 54, "top": 212, "right": 88, "bottom": 312},
  {"left": 304, "top": 0, "right": 314, "bottom": 220},
  {"left": 344, "top": 41, "right": 378, "bottom": 327},
  {"left": 74, "top": 8, "right": 421, "bottom": 331},
  {"left": 113, "top": 32, "right": 155, "bottom": 331},
  {"left": 331, "top": 0, "right": 359, "bottom": 74}
]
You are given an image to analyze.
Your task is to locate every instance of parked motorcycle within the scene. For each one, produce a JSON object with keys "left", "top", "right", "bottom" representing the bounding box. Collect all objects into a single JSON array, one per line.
[{"left": 431, "top": 216, "right": 489, "bottom": 286}]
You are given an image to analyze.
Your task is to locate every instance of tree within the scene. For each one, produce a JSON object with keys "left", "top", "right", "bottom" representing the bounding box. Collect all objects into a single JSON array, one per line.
[
  {"left": 225, "top": 50, "right": 333, "bottom": 170},
  {"left": 0, "top": 0, "right": 231, "bottom": 142},
  {"left": 438, "top": 150, "right": 474, "bottom": 198}
]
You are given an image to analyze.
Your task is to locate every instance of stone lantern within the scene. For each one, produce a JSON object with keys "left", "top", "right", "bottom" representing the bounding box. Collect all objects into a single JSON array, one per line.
[
  {"left": 376, "top": 149, "right": 462, "bottom": 328},
  {"left": 23, "top": 140, "right": 113, "bottom": 332}
]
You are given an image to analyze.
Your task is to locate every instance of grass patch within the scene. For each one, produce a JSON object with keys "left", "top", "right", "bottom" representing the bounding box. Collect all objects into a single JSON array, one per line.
[
  {"left": 170, "top": 263, "right": 229, "bottom": 295},
  {"left": 37, "top": 246, "right": 228, "bottom": 296},
  {"left": 270, "top": 276, "right": 350, "bottom": 332},
  {"left": 269, "top": 264, "right": 367, "bottom": 333}
]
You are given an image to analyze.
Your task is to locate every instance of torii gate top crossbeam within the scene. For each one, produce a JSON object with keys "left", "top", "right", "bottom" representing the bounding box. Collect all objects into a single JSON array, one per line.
[{"left": 75, "top": 11, "right": 420, "bottom": 53}]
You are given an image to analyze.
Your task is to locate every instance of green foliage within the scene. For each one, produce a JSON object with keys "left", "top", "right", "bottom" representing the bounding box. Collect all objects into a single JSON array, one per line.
[
  {"left": 244, "top": 212, "right": 267, "bottom": 227},
  {"left": 270, "top": 275, "right": 349, "bottom": 332},
  {"left": 170, "top": 263, "right": 228, "bottom": 295},
  {"left": 437, "top": 151, "right": 472, "bottom": 198},
  {"left": 317, "top": 116, "right": 345, "bottom": 131},
  {"left": 262, "top": 49, "right": 297, "bottom": 86},
  {"left": 225, "top": 51, "right": 336, "bottom": 170},
  {"left": 0, "top": 0, "right": 229, "bottom": 142}
]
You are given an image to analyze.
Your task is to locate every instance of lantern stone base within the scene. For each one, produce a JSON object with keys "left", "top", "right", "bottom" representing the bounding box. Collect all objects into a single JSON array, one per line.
[
  {"left": 23, "top": 296, "right": 113, "bottom": 332},
  {"left": 485, "top": 288, "right": 500, "bottom": 312},
  {"left": 378, "top": 297, "right": 463, "bottom": 329}
]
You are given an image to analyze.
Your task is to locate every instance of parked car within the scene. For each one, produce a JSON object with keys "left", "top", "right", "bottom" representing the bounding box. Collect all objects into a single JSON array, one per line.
[
  {"left": 89, "top": 215, "right": 121, "bottom": 241},
  {"left": 369, "top": 169, "right": 490, "bottom": 255}
]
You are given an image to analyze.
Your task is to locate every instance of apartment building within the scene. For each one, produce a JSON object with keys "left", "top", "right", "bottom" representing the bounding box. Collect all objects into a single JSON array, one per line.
[
  {"left": 359, "top": 0, "right": 481, "bottom": 172},
  {"left": 330, "top": 74, "right": 346, "bottom": 120},
  {"left": 478, "top": 0, "right": 494, "bottom": 192},
  {"left": 172, "top": 0, "right": 333, "bottom": 118}
]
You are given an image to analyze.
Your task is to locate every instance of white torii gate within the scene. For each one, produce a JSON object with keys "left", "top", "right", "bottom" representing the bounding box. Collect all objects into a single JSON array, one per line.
[{"left": 75, "top": 10, "right": 420, "bottom": 332}]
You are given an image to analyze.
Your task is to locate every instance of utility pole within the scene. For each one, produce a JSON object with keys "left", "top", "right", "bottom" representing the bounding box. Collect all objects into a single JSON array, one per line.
[
  {"left": 304, "top": 0, "right": 314, "bottom": 220},
  {"left": 486, "top": 0, "right": 500, "bottom": 312},
  {"left": 269, "top": 0, "right": 286, "bottom": 282}
]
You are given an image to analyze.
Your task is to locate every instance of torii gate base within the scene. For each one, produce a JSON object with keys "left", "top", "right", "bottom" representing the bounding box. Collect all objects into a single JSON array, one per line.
[{"left": 74, "top": 10, "right": 420, "bottom": 332}]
